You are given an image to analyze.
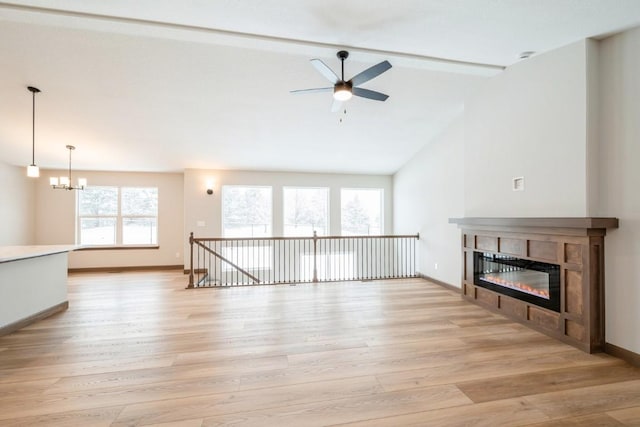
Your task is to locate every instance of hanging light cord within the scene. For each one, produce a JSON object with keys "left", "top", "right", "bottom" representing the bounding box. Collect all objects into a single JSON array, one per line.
[{"left": 27, "top": 86, "right": 41, "bottom": 167}]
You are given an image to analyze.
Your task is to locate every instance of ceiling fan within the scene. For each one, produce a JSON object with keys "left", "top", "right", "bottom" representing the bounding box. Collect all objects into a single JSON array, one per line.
[{"left": 291, "top": 50, "right": 392, "bottom": 112}]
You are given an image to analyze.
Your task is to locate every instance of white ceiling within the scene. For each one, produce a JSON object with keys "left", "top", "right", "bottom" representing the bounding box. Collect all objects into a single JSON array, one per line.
[{"left": 1, "top": 1, "right": 640, "bottom": 174}]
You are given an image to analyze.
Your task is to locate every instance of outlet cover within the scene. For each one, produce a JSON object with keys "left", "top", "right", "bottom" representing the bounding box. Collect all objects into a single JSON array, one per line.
[{"left": 513, "top": 177, "right": 525, "bottom": 191}]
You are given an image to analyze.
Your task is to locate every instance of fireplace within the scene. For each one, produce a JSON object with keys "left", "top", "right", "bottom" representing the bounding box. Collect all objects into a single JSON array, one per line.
[
  {"left": 449, "top": 217, "right": 618, "bottom": 353},
  {"left": 474, "top": 252, "right": 560, "bottom": 312}
]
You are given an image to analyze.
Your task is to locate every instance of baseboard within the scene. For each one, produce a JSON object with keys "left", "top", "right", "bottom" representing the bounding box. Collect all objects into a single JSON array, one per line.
[
  {"left": 416, "top": 272, "right": 460, "bottom": 293},
  {"left": 69, "top": 265, "right": 183, "bottom": 274},
  {"left": 605, "top": 342, "right": 640, "bottom": 367},
  {"left": 0, "top": 301, "right": 69, "bottom": 337}
]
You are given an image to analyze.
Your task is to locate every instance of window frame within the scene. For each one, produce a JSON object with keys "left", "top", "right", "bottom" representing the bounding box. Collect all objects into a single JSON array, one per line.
[{"left": 77, "top": 185, "right": 159, "bottom": 248}]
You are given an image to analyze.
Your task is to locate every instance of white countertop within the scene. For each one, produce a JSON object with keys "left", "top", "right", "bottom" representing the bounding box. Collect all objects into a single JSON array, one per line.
[{"left": 0, "top": 245, "right": 78, "bottom": 263}]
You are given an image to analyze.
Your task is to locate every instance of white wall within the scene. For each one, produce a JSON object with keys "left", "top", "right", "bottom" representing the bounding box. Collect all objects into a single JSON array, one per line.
[
  {"left": 183, "top": 169, "right": 393, "bottom": 268},
  {"left": 0, "top": 161, "right": 36, "bottom": 245},
  {"left": 586, "top": 40, "right": 601, "bottom": 215},
  {"left": 465, "top": 40, "right": 590, "bottom": 217},
  {"left": 393, "top": 116, "right": 464, "bottom": 286},
  {"left": 392, "top": 33, "right": 640, "bottom": 357},
  {"left": 598, "top": 26, "right": 640, "bottom": 354},
  {"left": 392, "top": 40, "right": 593, "bottom": 287},
  {"left": 35, "top": 170, "right": 184, "bottom": 269}
]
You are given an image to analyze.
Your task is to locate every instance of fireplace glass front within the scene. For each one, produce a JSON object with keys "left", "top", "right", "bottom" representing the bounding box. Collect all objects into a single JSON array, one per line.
[{"left": 473, "top": 252, "right": 560, "bottom": 312}]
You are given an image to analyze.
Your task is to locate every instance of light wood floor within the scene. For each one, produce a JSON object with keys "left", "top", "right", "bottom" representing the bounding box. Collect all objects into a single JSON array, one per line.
[{"left": 1, "top": 272, "right": 639, "bottom": 426}]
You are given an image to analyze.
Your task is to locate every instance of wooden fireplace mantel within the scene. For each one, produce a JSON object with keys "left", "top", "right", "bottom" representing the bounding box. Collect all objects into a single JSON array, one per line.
[
  {"left": 449, "top": 217, "right": 619, "bottom": 235},
  {"left": 449, "top": 217, "right": 618, "bottom": 353}
]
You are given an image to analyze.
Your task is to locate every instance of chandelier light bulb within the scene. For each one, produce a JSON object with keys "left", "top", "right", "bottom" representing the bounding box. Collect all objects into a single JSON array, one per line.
[{"left": 51, "top": 145, "right": 87, "bottom": 191}]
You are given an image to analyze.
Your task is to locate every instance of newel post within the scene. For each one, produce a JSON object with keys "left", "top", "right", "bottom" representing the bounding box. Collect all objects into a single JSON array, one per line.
[{"left": 187, "top": 232, "right": 194, "bottom": 289}]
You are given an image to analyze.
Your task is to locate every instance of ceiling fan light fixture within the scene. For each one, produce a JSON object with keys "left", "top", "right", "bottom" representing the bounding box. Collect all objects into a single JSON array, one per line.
[
  {"left": 333, "top": 82, "right": 352, "bottom": 101},
  {"left": 292, "top": 50, "right": 390, "bottom": 110}
]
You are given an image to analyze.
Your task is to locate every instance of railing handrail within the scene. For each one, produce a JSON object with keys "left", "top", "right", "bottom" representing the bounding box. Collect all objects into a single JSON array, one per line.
[{"left": 193, "top": 233, "right": 419, "bottom": 243}]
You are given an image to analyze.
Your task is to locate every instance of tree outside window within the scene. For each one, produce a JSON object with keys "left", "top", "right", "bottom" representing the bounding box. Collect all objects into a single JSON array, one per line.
[
  {"left": 283, "top": 187, "right": 329, "bottom": 236},
  {"left": 341, "top": 188, "right": 383, "bottom": 235},
  {"left": 222, "top": 186, "right": 272, "bottom": 237}
]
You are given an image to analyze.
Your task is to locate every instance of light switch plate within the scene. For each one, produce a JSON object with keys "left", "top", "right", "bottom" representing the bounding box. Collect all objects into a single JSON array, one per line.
[{"left": 513, "top": 176, "right": 525, "bottom": 191}]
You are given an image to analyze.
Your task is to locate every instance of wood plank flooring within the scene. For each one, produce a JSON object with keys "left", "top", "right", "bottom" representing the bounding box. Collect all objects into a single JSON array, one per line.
[{"left": 0, "top": 271, "right": 638, "bottom": 426}]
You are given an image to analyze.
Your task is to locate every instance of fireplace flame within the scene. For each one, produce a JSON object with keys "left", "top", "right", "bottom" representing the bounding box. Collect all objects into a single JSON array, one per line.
[{"left": 481, "top": 275, "right": 550, "bottom": 299}]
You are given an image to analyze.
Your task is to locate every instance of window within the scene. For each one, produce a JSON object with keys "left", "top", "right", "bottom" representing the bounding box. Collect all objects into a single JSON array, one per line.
[
  {"left": 78, "top": 186, "right": 158, "bottom": 246},
  {"left": 283, "top": 187, "right": 329, "bottom": 236},
  {"left": 341, "top": 188, "right": 383, "bottom": 235},
  {"left": 121, "top": 188, "right": 158, "bottom": 244},
  {"left": 222, "top": 186, "right": 272, "bottom": 237}
]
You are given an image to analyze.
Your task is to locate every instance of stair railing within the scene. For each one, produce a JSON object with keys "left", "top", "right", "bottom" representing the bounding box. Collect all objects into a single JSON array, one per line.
[{"left": 187, "top": 231, "right": 419, "bottom": 288}]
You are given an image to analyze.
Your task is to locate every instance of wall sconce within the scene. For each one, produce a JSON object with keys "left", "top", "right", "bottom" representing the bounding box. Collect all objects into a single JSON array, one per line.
[{"left": 206, "top": 179, "right": 214, "bottom": 195}]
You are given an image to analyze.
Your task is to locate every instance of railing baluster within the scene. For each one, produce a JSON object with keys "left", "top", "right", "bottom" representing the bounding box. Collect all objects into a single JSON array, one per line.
[
  {"left": 269, "top": 239, "right": 275, "bottom": 283},
  {"left": 394, "top": 238, "right": 398, "bottom": 278},
  {"left": 375, "top": 237, "right": 378, "bottom": 279},
  {"left": 375, "top": 237, "right": 379, "bottom": 279},
  {"left": 385, "top": 237, "right": 388, "bottom": 279},
  {"left": 339, "top": 238, "right": 343, "bottom": 281},
  {"left": 274, "top": 240, "right": 278, "bottom": 284},
  {"left": 276, "top": 240, "right": 282, "bottom": 283},
  {"left": 331, "top": 238, "right": 334, "bottom": 280},
  {"left": 402, "top": 237, "right": 406, "bottom": 278},
  {"left": 404, "top": 237, "right": 408, "bottom": 277},
  {"left": 288, "top": 239, "right": 292, "bottom": 283},
  {"left": 367, "top": 237, "right": 371, "bottom": 280},
  {"left": 360, "top": 237, "right": 362, "bottom": 280},
  {"left": 187, "top": 233, "right": 419, "bottom": 287}
]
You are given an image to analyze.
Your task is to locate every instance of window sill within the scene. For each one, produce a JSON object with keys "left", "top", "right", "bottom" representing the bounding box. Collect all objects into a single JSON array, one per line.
[{"left": 77, "top": 245, "right": 160, "bottom": 251}]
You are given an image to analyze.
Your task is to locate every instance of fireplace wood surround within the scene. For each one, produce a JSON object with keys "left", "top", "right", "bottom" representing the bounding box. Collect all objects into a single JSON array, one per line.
[{"left": 449, "top": 217, "right": 619, "bottom": 353}]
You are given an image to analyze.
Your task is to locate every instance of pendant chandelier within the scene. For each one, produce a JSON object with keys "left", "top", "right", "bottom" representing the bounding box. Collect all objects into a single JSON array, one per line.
[
  {"left": 26, "top": 86, "right": 41, "bottom": 178},
  {"left": 50, "top": 145, "right": 87, "bottom": 190}
]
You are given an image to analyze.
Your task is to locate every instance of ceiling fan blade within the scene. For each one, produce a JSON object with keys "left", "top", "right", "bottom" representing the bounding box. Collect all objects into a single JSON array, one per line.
[
  {"left": 349, "top": 60, "right": 392, "bottom": 87},
  {"left": 352, "top": 87, "right": 389, "bottom": 101},
  {"left": 331, "top": 98, "right": 343, "bottom": 113},
  {"left": 311, "top": 59, "right": 339, "bottom": 84},
  {"left": 290, "top": 87, "right": 333, "bottom": 94}
]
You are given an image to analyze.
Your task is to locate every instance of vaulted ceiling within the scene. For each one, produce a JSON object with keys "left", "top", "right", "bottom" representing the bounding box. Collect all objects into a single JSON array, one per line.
[{"left": 1, "top": 1, "right": 639, "bottom": 174}]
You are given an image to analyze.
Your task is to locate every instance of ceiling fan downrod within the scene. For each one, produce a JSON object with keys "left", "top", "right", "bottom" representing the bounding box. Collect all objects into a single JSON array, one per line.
[{"left": 337, "top": 50, "right": 349, "bottom": 81}]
